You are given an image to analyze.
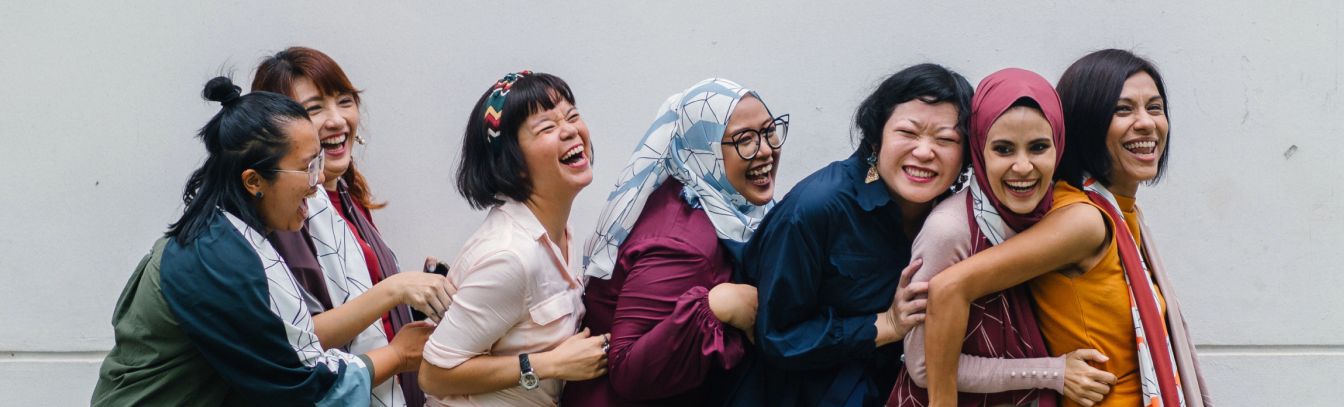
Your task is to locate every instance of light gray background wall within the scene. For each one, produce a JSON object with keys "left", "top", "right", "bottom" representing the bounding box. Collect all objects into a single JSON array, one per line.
[{"left": 1, "top": 0, "right": 1340, "bottom": 405}]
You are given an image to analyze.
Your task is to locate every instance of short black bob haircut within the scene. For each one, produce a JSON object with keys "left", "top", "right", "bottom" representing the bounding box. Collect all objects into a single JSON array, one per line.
[
  {"left": 1056, "top": 49, "right": 1170, "bottom": 188},
  {"left": 167, "top": 76, "right": 310, "bottom": 244},
  {"left": 456, "top": 72, "right": 576, "bottom": 209},
  {"left": 853, "top": 63, "right": 975, "bottom": 189}
]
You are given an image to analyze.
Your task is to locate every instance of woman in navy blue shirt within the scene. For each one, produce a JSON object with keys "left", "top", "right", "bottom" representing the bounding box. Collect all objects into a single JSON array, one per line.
[{"left": 727, "top": 64, "right": 974, "bottom": 406}]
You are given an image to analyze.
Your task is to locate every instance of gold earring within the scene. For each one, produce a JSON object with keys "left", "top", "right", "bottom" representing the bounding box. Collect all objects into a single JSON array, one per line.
[{"left": 864, "top": 152, "right": 880, "bottom": 184}]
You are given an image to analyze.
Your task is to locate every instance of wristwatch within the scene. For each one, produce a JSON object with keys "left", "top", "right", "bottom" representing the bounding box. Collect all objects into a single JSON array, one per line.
[{"left": 518, "top": 353, "right": 540, "bottom": 390}]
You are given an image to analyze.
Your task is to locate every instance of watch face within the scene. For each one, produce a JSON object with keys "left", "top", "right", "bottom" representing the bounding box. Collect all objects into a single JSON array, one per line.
[{"left": 520, "top": 372, "right": 540, "bottom": 390}]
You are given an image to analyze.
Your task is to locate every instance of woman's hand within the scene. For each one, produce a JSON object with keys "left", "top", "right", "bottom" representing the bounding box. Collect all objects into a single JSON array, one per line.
[
  {"left": 1062, "top": 349, "right": 1117, "bottom": 406},
  {"left": 877, "top": 259, "right": 928, "bottom": 345},
  {"left": 532, "top": 328, "right": 609, "bottom": 381},
  {"left": 380, "top": 271, "right": 456, "bottom": 322},
  {"left": 891, "top": 258, "right": 928, "bottom": 335},
  {"left": 708, "top": 283, "right": 758, "bottom": 335},
  {"left": 390, "top": 320, "right": 436, "bottom": 373}
]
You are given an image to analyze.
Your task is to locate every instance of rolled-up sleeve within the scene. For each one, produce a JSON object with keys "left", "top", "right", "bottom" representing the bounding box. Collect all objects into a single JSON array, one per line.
[{"left": 423, "top": 251, "right": 527, "bottom": 369}]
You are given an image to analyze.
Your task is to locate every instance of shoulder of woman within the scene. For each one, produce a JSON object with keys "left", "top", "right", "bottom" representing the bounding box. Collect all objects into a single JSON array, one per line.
[
  {"left": 914, "top": 193, "right": 973, "bottom": 249},
  {"left": 1040, "top": 202, "right": 1109, "bottom": 250}
]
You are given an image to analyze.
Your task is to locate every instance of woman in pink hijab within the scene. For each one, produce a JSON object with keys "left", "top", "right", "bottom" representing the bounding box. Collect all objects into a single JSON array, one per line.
[{"left": 888, "top": 68, "right": 1115, "bottom": 407}]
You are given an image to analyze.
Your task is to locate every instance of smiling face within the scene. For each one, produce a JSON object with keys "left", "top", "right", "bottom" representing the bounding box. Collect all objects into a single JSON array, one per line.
[
  {"left": 720, "top": 96, "right": 779, "bottom": 206},
  {"left": 1105, "top": 72, "right": 1168, "bottom": 196},
  {"left": 516, "top": 98, "right": 593, "bottom": 201},
  {"left": 255, "top": 119, "right": 324, "bottom": 232},
  {"left": 983, "top": 106, "right": 1057, "bottom": 214},
  {"left": 292, "top": 77, "right": 359, "bottom": 191},
  {"left": 876, "top": 100, "right": 964, "bottom": 207}
]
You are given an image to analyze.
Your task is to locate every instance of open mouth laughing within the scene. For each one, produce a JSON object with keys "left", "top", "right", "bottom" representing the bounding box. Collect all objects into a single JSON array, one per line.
[{"left": 560, "top": 144, "right": 588, "bottom": 167}]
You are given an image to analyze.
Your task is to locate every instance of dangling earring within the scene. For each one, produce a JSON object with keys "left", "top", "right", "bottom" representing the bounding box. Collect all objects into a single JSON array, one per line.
[
  {"left": 255, "top": 191, "right": 264, "bottom": 199},
  {"left": 864, "top": 151, "right": 880, "bottom": 184},
  {"left": 354, "top": 134, "right": 366, "bottom": 145}
]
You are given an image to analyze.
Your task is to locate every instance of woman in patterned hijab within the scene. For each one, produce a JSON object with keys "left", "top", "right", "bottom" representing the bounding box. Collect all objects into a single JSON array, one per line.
[{"left": 565, "top": 78, "right": 788, "bottom": 405}]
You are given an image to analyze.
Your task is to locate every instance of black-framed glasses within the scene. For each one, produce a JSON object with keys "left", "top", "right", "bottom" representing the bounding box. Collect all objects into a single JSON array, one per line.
[
  {"left": 722, "top": 114, "right": 789, "bottom": 160},
  {"left": 269, "top": 154, "right": 325, "bottom": 187}
]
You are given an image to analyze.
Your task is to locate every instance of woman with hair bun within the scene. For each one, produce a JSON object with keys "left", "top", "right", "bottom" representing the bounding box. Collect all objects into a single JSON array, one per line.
[{"left": 92, "top": 77, "right": 433, "bottom": 406}]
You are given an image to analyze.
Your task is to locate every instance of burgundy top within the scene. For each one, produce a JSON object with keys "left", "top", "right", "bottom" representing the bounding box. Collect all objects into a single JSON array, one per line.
[
  {"left": 561, "top": 180, "right": 747, "bottom": 406},
  {"left": 327, "top": 190, "right": 394, "bottom": 339}
]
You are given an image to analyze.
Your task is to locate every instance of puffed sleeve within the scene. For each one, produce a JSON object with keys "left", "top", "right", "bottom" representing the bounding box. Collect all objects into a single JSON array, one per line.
[{"left": 605, "top": 237, "right": 745, "bottom": 400}]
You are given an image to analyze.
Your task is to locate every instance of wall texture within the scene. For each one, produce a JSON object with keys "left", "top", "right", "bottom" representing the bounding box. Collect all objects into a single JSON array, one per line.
[{"left": 1, "top": 0, "right": 1340, "bottom": 404}]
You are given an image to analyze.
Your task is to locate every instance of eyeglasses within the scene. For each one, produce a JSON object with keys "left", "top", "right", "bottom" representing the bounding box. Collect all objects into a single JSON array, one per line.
[
  {"left": 268, "top": 154, "right": 325, "bottom": 187},
  {"left": 721, "top": 114, "right": 789, "bottom": 160}
]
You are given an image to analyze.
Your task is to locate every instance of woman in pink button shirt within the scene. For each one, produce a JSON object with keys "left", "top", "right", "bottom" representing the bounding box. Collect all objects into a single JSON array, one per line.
[{"left": 418, "top": 71, "right": 607, "bottom": 406}]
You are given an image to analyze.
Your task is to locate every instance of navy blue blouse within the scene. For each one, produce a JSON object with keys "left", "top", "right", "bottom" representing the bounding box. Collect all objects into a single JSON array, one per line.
[{"left": 726, "top": 151, "right": 912, "bottom": 406}]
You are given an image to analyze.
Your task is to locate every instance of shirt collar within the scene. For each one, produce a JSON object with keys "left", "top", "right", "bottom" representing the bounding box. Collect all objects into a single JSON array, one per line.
[
  {"left": 495, "top": 197, "right": 584, "bottom": 287},
  {"left": 496, "top": 197, "right": 548, "bottom": 240},
  {"left": 847, "top": 151, "right": 894, "bottom": 212}
]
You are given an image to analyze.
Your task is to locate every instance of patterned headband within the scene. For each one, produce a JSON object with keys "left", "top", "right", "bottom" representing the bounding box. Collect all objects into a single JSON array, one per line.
[{"left": 484, "top": 70, "right": 533, "bottom": 142}]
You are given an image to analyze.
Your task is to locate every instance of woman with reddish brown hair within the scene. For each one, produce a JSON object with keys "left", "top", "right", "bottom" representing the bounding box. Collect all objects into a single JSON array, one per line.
[{"left": 252, "top": 46, "right": 455, "bottom": 407}]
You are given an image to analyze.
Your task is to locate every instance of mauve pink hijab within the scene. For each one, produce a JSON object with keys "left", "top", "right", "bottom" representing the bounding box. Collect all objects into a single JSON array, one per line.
[{"left": 967, "top": 68, "right": 1067, "bottom": 234}]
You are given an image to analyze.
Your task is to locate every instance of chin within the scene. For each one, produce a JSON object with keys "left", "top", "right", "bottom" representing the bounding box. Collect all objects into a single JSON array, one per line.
[
  {"left": 894, "top": 182, "right": 945, "bottom": 204},
  {"left": 745, "top": 191, "right": 773, "bottom": 206},
  {"left": 564, "top": 174, "right": 594, "bottom": 191}
]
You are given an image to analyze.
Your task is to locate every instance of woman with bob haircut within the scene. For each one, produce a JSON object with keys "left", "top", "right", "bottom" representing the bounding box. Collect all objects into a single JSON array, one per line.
[
  {"left": 724, "top": 63, "right": 974, "bottom": 406},
  {"left": 92, "top": 77, "right": 433, "bottom": 406},
  {"left": 889, "top": 68, "right": 1118, "bottom": 407},
  {"left": 252, "top": 46, "right": 453, "bottom": 407},
  {"left": 562, "top": 78, "right": 789, "bottom": 406},
  {"left": 418, "top": 71, "right": 607, "bottom": 406},
  {"left": 923, "top": 50, "right": 1212, "bottom": 407}
]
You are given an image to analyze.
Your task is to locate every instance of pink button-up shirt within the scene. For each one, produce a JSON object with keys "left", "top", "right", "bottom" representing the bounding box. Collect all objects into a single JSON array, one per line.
[{"left": 423, "top": 200, "right": 586, "bottom": 406}]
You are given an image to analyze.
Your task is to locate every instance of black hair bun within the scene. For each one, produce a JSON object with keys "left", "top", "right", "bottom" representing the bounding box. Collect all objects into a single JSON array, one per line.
[{"left": 203, "top": 76, "right": 242, "bottom": 106}]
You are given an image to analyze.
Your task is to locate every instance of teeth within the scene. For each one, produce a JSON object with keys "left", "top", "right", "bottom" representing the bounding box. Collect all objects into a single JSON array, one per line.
[
  {"left": 1124, "top": 140, "right": 1156, "bottom": 150},
  {"left": 748, "top": 163, "right": 773, "bottom": 177},
  {"left": 321, "top": 134, "right": 347, "bottom": 147},
  {"left": 904, "top": 167, "right": 935, "bottom": 178},
  {"left": 561, "top": 145, "right": 584, "bottom": 161},
  {"left": 1006, "top": 180, "right": 1038, "bottom": 189}
]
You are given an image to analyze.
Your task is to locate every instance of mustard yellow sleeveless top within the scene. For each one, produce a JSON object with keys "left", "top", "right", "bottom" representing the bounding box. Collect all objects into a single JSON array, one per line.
[{"left": 1031, "top": 181, "right": 1166, "bottom": 407}]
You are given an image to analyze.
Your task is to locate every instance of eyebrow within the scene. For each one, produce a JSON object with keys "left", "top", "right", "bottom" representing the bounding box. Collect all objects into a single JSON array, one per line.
[
  {"left": 1117, "top": 94, "right": 1165, "bottom": 104},
  {"left": 300, "top": 95, "right": 323, "bottom": 105}
]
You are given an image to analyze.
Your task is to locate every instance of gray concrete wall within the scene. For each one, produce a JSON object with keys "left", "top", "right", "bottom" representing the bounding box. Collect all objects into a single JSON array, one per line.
[{"left": 2, "top": 1, "right": 1340, "bottom": 404}]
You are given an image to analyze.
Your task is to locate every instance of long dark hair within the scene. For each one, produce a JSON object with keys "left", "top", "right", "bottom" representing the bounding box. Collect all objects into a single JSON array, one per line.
[
  {"left": 1056, "top": 49, "right": 1170, "bottom": 187},
  {"left": 166, "top": 76, "right": 310, "bottom": 244},
  {"left": 252, "top": 46, "right": 385, "bottom": 210}
]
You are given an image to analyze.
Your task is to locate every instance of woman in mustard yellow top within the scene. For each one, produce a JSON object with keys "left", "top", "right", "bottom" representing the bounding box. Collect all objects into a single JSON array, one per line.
[{"left": 922, "top": 49, "right": 1213, "bottom": 407}]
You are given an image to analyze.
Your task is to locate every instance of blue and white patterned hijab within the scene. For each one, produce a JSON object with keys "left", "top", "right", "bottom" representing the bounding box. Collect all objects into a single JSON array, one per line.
[{"left": 583, "top": 78, "right": 776, "bottom": 280}]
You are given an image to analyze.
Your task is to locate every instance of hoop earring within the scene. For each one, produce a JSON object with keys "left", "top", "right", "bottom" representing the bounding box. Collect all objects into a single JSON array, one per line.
[{"left": 864, "top": 151, "right": 880, "bottom": 184}]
